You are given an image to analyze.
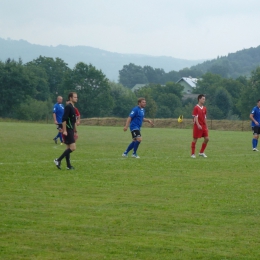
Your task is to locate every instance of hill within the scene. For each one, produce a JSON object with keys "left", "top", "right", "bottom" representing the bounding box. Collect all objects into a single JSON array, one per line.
[
  {"left": 0, "top": 38, "right": 203, "bottom": 81},
  {"left": 191, "top": 45, "right": 260, "bottom": 78}
]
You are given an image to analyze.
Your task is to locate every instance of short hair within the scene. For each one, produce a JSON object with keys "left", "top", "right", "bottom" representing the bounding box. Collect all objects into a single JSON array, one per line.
[
  {"left": 137, "top": 97, "right": 145, "bottom": 104},
  {"left": 257, "top": 100, "right": 260, "bottom": 103},
  {"left": 68, "top": 92, "right": 77, "bottom": 100},
  {"left": 198, "top": 94, "right": 205, "bottom": 101}
]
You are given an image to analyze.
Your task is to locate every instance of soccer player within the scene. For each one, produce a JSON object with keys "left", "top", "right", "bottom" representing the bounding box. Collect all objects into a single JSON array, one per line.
[
  {"left": 122, "top": 97, "right": 154, "bottom": 158},
  {"left": 54, "top": 92, "right": 78, "bottom": 170},
  {"left": 191, "top": 94, "right": 209, "bottom": 158},
  {"left": 52, "top": 96, "right": 64, "bottom": 144},
  {"left": 249, "top": 100, "right": 260, "bottom": 151}
]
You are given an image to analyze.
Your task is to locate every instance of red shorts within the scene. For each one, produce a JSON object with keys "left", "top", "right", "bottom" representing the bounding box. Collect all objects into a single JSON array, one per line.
[{"left": 193, "top": 125, "right": 208, "bottom": 139}]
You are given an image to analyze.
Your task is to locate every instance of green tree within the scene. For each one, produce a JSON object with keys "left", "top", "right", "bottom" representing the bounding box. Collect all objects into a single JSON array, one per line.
[
  {"left": 26, "top": 56, "right": 70, "bottom": 99},
  {"left": 143, "top": 66, "right": 165, "bottom": 84},
  {"left": 109, "top": 82, "right": 136, "bottom": 117},
  {"left": 156, "top": 93, "right": 182, "bottom": 117},
  {"left": 62, "top": 62, "right": 113, "bottom": 117},
  {"left": 0, "top": 59, "right": 36, "bottom": 118},
  {"left": 119, "top": 63, "right": 148, "bottom": 89},
  {"left": 237, "top": 67, "right": 260, "bottom": 119},
  {"left": 134, "top": 86, "right": 157, "bottom": 118},
  {"left": 194, "top": 73, "right": 222, "bottom": 96},
  {"left": 26, "top": 66, "right": 49, "bottom": 101},
  {"left": 211, "top": 87, "right": 233, "bottom": 119},
  {"left": 15, "top": 96, "right": 51, "bottom": 121}
]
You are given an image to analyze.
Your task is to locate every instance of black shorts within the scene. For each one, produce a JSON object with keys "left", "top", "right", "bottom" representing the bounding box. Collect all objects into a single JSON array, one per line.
[
  {"left": 63, "top": 128, "right": 75, "bottom": 145},
  {"left": 252, "top": 126, "right": 260, "bottom": 135},
  {"left": 56, "top": 123, "right": 62, "bottom": 130},
  {"left": 131, "top": 130, "right": 141, "bottom": 139}
]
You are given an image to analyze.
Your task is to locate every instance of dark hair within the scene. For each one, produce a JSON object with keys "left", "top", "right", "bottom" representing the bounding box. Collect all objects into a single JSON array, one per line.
[
  {"left": 137, "top": 97, "right": 145, "bottom": 104},
  {"left": 198, "top": 94, "right": 205, "bottom": 101},
  {"left": 68, "top": 92, "right": 77, "bottom": 100}
]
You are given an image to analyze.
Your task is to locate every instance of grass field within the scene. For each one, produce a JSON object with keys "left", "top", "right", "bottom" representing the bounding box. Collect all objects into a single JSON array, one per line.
[{"left": 1, "top": 122, "right": 260, "bottom": 260}]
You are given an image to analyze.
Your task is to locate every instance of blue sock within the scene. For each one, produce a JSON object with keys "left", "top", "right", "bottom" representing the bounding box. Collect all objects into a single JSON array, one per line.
[
  {"left": 253, "top": 139, "right": 257, "bottom": 148},
  {"left": 133, "top": 141, "right": 140, "bottom": 154},
  {"left": 58, "top": 132, "right": 63, "bottom": 142},
  {"left": 256, "top": 139, "right": 258, "bottom": 147},
  {"left": 124, "top": 141, "right": 135, "bottom": 154}
]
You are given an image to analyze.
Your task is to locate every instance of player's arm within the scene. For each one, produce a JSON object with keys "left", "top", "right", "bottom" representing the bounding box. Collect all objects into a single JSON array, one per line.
[
  {"left": 250, "top": 113, "right": 259, "bottom": 125},
  {"left": 194, "top": 116, "right": 202, "bottom": 129},
  {"left": 75, "top": 107, "right": 81, "bottom": 125},
  {"left": 143, "top": 118, "right": 154, "bottom": 126},
  {"left": 76, "top": 115, "right": 80, "bottom": 126},
  {"left": 123, "top": 117, "right": 132, "bottom": 131},
  {"left": 53, "top": 113, "right": 57, "bottom": 124}
]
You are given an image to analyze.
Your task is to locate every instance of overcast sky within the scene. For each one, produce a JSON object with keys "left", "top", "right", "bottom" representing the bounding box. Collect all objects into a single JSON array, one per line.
[{"left": 1, "top": 0, "right": 260, "bottom": 60}]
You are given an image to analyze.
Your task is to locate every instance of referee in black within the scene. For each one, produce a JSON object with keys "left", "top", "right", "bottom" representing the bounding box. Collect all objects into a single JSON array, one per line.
[{"left": 54, "top": 92, "right": 78, "bottom": 170}]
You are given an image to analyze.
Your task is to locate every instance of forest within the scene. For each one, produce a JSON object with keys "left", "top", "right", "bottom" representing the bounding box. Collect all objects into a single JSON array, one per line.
[{"left": 1, "top": 55, "right": 260, "bottom": 121}]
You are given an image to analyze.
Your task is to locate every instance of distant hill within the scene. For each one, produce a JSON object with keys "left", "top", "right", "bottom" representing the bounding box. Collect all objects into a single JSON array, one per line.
[
  {"left": 0, "top": 38, "right": 204, "bottom": 81},
  {"left": 191, "top": 46, "right": 260, "bottom": 78}
]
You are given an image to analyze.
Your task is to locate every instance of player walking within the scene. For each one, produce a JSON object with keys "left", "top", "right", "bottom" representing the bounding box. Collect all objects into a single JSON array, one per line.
[
  {"left": 191, "top": 94, "right": 209, "bottom": 158},
  {"left": 122, "top": 98, "right": 154, "bottom": 158}
]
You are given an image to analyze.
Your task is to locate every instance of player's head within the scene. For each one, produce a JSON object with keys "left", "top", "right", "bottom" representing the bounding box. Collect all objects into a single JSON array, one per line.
[
  {"left": 68, "top": 92, "right": 78, "bottom": 104},
  {"left": 138, "top": 97, "right": 146, "bottom": 108},
  {"left": 57, "top": 96, "right": 63, "bottom": 104},
  {"left": 198, "top": 94, "right": 205, "bottom": 104},
  {"left": 257, "top": 100, "right": 260, "bottom": 107}
]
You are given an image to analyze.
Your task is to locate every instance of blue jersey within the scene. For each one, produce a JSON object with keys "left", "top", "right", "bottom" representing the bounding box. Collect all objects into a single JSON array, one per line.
[
  {"left": 129, "top": 106, "right": 145, "bottom": 131},
  {"left": 251, "top": 106, "right": 260, "bottom": 127},
  {"left": 53, "top": 103, "right": 64, "bottom": 123}
]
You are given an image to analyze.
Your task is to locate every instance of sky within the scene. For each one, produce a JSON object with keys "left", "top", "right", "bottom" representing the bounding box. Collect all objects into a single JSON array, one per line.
[{"left": 1, "top": 0, "right": 260, "bottom": 60}]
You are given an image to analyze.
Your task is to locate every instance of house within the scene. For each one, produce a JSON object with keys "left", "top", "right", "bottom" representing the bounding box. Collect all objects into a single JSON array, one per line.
[
  {"left": 131, "top": 84, "right": 147, "bottom": 92},
  {"left": 176, "top": 77, "right": 198, "bottom": 94}
]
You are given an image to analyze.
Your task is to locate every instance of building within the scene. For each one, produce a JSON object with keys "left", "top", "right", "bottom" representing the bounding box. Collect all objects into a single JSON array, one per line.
[
  {"left": 176, "top": 77, "right": 198, "bottom": 94},
  {"left": 131, "top": 84, "right": 147, "bottom": 92}
]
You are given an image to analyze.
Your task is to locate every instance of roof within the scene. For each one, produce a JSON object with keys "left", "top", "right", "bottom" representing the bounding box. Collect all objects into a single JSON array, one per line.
[
  {"left": 176, "top": 77, "right": 198, "bottom": 88},
  {"left": 131, "top": 84, "right": 147, "bottom": 92}
]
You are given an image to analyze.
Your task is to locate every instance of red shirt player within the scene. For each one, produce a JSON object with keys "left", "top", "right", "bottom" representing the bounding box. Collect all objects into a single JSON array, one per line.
[
  {"left": 191, "top": 94, "right": 209, "bottom": 158},
  {"left": 74, "top": 107, "right": 80, "bottom": 126}
]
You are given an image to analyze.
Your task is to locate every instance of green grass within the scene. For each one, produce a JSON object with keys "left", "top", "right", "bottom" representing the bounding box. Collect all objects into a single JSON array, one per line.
[{"left": 1, "top": 122, "right": 260, "bottom": 259}]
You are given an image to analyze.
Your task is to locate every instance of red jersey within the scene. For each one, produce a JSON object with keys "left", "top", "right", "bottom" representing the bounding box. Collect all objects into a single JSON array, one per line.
[
  {"left": 74, "top": 107, "right": 80, "bottom": 117},
  {"left": 192, "top": 105, "right": 207, "bottom": 126}
]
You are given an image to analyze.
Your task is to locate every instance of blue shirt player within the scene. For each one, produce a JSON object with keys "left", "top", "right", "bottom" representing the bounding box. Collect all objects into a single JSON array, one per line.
[
  {"left": 249, "top": 99, "right": 260, "bottom": 151},
  {"left": 122, "top": 98, "right": 154, "bottom": 158},
  {"left": 53, "top": 96, "right": 64, "bottom": 144}
]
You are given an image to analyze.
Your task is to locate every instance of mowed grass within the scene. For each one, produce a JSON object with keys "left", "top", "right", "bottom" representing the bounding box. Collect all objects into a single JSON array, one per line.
[{"left": 0, "top": 122, "right": 260, "bottom": 260}]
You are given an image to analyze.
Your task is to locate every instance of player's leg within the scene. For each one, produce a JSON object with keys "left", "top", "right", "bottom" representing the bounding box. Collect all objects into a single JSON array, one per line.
[
  {"left": 191, "top": 125, "right": 200, "bottom": 157},
  {"left": 123, "top": 140, "right": 135, "bottom": 156},
  {"left": 199, "top": 128, "right": 209, "bottom": 157},
  {"left": 66, "top": 143, "right": 76, "bottom": 169},
  {"left": 122, "top": 130, "right": 138, "bottom": 157},
  {"left": 54, "top": 130, "right": 75, "bottom": 169},
  {"left": 252, "top": 126, "right": 259, "bottom": 151},
  {"left": 132, "top": 131, "right": 142, "bottom": 158},
  {"left": 191, "top": 138, "right": 197, "bottom": 158}
]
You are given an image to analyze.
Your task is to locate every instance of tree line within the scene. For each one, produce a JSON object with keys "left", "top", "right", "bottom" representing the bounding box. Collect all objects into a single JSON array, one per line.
[
  {"left": 190, "top": 45, "right": 260, "bottom": 79},
  {"left": 0, "top": 56, "right": 260, "bottom": 121}
]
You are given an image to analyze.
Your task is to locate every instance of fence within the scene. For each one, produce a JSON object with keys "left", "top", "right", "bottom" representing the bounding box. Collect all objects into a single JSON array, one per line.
[{"left": 80, "top": 118, "right": 252, "bottom": 131}]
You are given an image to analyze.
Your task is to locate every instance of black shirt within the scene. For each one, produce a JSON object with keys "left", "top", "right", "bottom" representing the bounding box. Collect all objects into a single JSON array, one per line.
[{"left": 62, "top": 103, "right": 76, "bottom": 130}]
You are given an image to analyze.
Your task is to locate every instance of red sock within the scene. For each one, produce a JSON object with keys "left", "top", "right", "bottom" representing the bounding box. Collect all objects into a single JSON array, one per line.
[
  {"left": 191, "top": 142, "right": 196, "bottom": 155},
  {"left": 200, "top": 142, "right": 207, "bottom": 153}
]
